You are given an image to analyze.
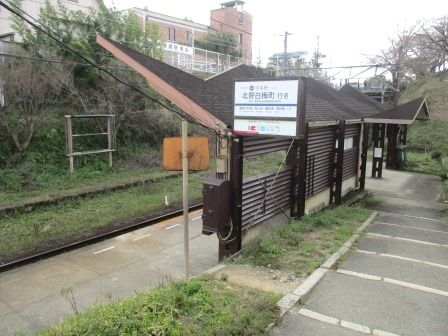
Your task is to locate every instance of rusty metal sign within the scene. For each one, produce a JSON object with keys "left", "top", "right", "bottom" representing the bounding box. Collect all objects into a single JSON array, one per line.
[{"left": 163, "top": 137, "right": 209, "bottom": 171}]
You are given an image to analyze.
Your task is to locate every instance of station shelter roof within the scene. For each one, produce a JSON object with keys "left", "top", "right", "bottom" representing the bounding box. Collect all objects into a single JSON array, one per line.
[
  {"left": 364, "top": 97, "right": 430, "bottom": 125},
  {"left": 96, "top": 35, "right": 428, "bottom": 130}
]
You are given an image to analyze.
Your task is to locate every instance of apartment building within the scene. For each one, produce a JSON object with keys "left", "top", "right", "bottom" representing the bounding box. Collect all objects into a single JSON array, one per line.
[
  {"left": 0, "top": 0, "right": 102, "bottom": 42},
  {"left": 132, "top": 1, "right": 253, "bottom": 61}
]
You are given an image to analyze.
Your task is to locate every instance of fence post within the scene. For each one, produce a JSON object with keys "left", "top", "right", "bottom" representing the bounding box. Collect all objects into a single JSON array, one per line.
[
  {"left": 107, "top": 116, "right": 113, "bottom": 168},
  {"left": 65, "top": 115, "right": 74, "bottom": 172},
  {"left": 371, "top": 123, "right": 386, "bottom": 178},
  {"left": 287, "top": 139, "right": 299, "bottom": 217},
  {"left": 219, "top": 136, "right": 243, "bottom": 260},
  {"left": 359, "top": 123, "right": 369, "bottom": 191},
  {"left": 386, "top": 124, "right": 399, "bottom": 170},
  {"left": 297, "top": 124, "right": 309, "bottom": 218}
]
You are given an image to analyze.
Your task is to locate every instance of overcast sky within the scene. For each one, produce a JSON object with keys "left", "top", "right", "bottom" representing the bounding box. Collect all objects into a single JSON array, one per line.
[{"left": 104, "top": 0, "right": 446, "bottom": 82}]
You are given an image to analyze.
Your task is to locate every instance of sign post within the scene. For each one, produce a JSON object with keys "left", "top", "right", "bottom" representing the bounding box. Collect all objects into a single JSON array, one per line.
[
  {"left": 182, "top": 119, "right": 189, "bottom": 279},
  {"left": 233, "top": 79, "right": 301, "bottom": 137}
]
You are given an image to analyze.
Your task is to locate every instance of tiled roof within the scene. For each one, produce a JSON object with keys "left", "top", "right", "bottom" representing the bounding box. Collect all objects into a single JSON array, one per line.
[
  {"left": 305, "top": 78, "right": 361, "bottom": 122},
  {"left": 338, "top": 84, "right": 386, "bottom": 117},
  {"left": 100, "top": 37, "right": 426, "bottom": 127},
  {"left": 366, "top": 97, "right": 429, "bottom": 122},
  {"left": 99, "top": 36, "right": 234, "bottom": 127}
]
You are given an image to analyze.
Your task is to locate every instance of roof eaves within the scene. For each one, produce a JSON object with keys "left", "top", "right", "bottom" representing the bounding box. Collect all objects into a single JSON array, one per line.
[{"left": 96, "top": 34, "right": 226, "bottom": 131}]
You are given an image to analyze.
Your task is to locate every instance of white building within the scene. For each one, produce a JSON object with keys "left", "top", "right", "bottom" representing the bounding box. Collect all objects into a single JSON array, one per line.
[{"left": 0, "top": 0, "right": 102, "bottom": 42}]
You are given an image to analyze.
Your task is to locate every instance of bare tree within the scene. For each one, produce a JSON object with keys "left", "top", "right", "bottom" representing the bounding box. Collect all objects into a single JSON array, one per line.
[
  {"left": 371, "top": 25, "right": 420, "bottom": 106},
  {"left": 0, "top": 60, "right": 69, "bottom": 159},
  {"left": 93, "top": 72, "right": 147, "bottom": 137},
  {"left": 420, "top": 17, "right": 448, "bottom": 73}
]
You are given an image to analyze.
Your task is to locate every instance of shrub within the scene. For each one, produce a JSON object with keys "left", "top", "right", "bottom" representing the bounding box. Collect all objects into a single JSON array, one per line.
[{"left": 431, "top": 151, "right": 442, "bottom": 160}]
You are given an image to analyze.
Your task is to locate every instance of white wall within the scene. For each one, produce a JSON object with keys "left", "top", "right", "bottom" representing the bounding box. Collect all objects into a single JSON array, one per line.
[
  {"left": 305, "top": 176, "right": 357, "bottom": 214},
  {"left": 0, "top": 0, "right": 101, "bottom": 42}
]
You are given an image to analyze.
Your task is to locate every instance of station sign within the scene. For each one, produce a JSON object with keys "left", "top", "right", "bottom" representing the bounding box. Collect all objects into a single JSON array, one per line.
[
  {"left": 233, "top": 79, "right": 301, "bottom": 137},
  {"left": 164, "top": 41, "right": 194, "bottom": 56}
]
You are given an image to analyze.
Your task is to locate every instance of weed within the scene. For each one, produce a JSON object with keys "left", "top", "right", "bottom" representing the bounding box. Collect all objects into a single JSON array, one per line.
[
  {"left": 243, "top": 151, "right": 285, "bottom": 178},
  {"left": 38, "top": 277, "right": 279, "bottom": 336},
  {"left": 218, "top": 273, "right": 229, "bottom": 282},
  {"left": 60, "top": 287, "right": 80, "bottom": 316},
  {"left": 359, "top": 196, "right": 381, "bottom": 207},
  {"left": 236, "top": 206, "right": 371, "bottom": 276},
  {"left": 442, "top": 181, "right": 448, "bottom": 204}
]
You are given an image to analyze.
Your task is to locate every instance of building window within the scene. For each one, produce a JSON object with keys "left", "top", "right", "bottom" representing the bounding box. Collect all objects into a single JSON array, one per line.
[
  {"left": 239, "top": 12, "right": 243, "bottom": 24},
  {"left": 344, "top": 137, "right": 354, "bottom": 150},
  {"left": 186, "top": 31, "right": 192, "bottom": 45},
  {"left": 239, "top": 33, "right": 243, "bottom": 44},
  {"left": 335, "top": 137, "right": 354, "bottom": 151},
  {"left": 168, "top": 27, "right": 176, "bottom": 41}
]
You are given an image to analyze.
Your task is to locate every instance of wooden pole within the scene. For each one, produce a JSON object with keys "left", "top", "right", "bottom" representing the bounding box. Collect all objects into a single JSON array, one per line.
[
  {"left": 359, "top": 123, "right": 369, "bottom": 191},
  {"left": 182, "top": 119, "right": 189, "bottom": 279},
  {"left": 66, "top": 116, "right": 74, "bottom": 173},
  {"left": 107, "top": 116, "right": 113, "bottom": 168},
  {"left": 297, "top": 123, "right": 308, "bottom": 218}
]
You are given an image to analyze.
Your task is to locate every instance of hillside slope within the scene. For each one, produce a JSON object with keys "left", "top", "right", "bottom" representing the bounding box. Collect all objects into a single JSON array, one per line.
[{"left": 401, "top": 73, "right": 448, "bottom": 121}]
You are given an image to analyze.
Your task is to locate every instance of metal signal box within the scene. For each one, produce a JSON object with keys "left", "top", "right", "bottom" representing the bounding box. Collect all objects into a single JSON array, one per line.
[{"left": 202, "top": 178, "right": 231, "bottom": 235}]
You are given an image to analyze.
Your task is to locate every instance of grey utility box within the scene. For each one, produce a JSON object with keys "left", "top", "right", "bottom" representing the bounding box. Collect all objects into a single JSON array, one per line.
[{"left": 202, "top": 178, "right": 231, "bottom": 235}]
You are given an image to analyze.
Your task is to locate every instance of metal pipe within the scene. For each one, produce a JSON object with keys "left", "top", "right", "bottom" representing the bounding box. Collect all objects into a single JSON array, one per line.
[{"left": 182, "top": 119, "right": 189, "bottom": 279}]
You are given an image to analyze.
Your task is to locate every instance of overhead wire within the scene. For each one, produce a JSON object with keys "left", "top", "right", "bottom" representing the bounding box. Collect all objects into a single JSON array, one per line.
[
  {"left": 0, "top": 52, "right": 134, "bottom": 70},
  {"left": 0, "top": 0, "right": 219, "bottom": 133}
]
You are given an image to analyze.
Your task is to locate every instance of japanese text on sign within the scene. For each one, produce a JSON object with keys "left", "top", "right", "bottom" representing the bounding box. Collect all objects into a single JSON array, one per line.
[{"left": 234, "top": 80, "right": 299, "bottom": 118}]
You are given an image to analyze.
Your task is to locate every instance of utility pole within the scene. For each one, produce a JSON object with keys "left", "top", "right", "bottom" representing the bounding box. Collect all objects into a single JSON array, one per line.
[
  {"left": 392, "top": 46, "right": 403, "bottom": 108},
  {"left": 282, "top": 31, "right": 292, "bottom": 75},
  {"left": 314, "top": 35, "right": 320, "bottom": 68}
]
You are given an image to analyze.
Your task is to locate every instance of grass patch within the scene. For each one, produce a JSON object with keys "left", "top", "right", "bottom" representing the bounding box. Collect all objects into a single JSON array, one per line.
[
  {"left": 0, "top": 166, "right": 175, "bottom": 206},
  {"left": 406, "top": 120, "right": 448, "bottom": 153},
  {"left": 404, "top": 120, "right": 448, "bottom": 180},
  {"left": 358, "top": 195, "right": 381, "bottom": 208},
  {"left": 403, "top": 151, "right": 447, "bottom": 177},
  {"left": 0, "top": 175, "right": 203, "bottom": 263},
  {"left": 244, "top": 151, "right": 285, "bottom": 178},
  {"left": 235, "top": 207, "right": 371, "bottom": 276},
  {"left": 0, "top": 143, "right": 172, "bottom": 206},
  {"left": 443, "top": 180, "right": 448, "bottom": 204},
  {"left": 37, "top": 276, "right": 279, "bottom": 336}
]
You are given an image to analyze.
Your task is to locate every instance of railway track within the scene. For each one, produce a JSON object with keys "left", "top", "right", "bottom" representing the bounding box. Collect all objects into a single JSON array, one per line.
[{"left": 0, "top": 203, "right": 203, "bottom": 273}]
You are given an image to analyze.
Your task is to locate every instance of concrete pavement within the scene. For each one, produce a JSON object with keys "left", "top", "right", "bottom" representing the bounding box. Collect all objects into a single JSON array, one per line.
[
  {"left": 0, "top": 211, "right": 218, "bottom": 335},
  {"left": 273, "top": 166, "right": 448, "bottom": 336}
]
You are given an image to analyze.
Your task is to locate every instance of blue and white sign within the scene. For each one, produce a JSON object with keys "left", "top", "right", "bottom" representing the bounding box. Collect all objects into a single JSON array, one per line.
[
  {"left": 234, "top": 80, "right": 299, "bottom": 118},
  {"left": 233, "top": 79, "right": 300, "bottom": 137},
  {"left": 234, "top": 119, "right": 297, "bottom": 137}
]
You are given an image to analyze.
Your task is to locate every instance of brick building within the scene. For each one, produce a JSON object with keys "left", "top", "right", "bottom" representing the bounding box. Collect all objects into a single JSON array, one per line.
[
  {"left": 0, "top": 0, "right": 102, "bottom": 42},
  {"left": 131, "top": 7, "right": 209, "bottom": 46},
  {"left": 131, "top": 1, "right": 252, "bottom": 61},
  {"left": 210, "top": 1, "right": 252, "bottom": 60}
]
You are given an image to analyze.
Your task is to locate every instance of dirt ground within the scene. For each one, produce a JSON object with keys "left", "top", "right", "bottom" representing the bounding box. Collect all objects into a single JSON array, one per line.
[{"left": 215, "top": 264, "right": 304, "bottom": 295}]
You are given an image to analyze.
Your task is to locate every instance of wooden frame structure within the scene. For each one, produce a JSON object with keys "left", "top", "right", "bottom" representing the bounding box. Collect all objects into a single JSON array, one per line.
[
  {"left": 64, "top": 115, "right": 116, "bottom": 172},
  {"left": 95, "top": 35, "right": 430, "bottom": 261}
]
